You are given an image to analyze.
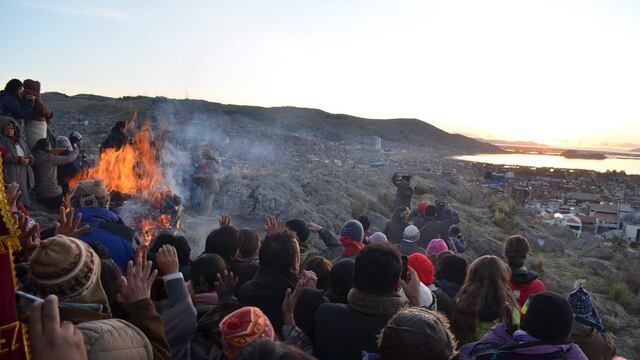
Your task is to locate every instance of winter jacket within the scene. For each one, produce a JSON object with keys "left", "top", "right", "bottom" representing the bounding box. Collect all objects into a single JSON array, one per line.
[
  {"left": 391, "top": 176, "right": 413, "bottom": 211},
  {"left": 76, "top": 318, "right": 154, "bottom": 360},
  {"left": 447, "top": 235, "right": 466, "bottom": 253},
  {"left": 436, "top": 278, "right": 462, "bottom": 300},
  {"left": 510, "top": 267, "right": 545, "bottom": 308},
  {"left": 33, "top": 148, "right": 78, "bottom": 199},
  {"left": 314, "top": 289, "right": 407, "bottom": 360},
  {"left": 194, "top": 158, "right": 221, "bottom": 193},
  {"left": 569, "top": 320, "right": 616, "bottom": 360},
  {"left": 457, "top": 323, "right": 588, "bottom": 360},
  {"left": 418, "top": 218, "right": 452, "bottom": 249},
  {"left": 237, "top": 266, "right": 328, "bottom": 339},
  {"left": 399, "top": 239, "right": 426, "bottom": 256},
  {"left": 384, "top": 208, "right": 408, "bottom": 244},
  {"left": 124, "top": 298, "right": 171, "bottom": 360},
  {"left": 0, "top": 117, "right": 34, "bottom": 207},
  {"left": 339, "top": 236, "right": 365, "bottom": 260},
  {"left": 155, "top": 273, "right": 197, "bottom": 360},
  {"left": 23, "top": 80, "right": 52, "bottom": 122},
  {"left": 0, "top": 91, "right": 33, "bottom": 120},
  {"left": 76, "top": 207, "right": 137, "bottom": 273},
  {"left": 300, "top": 229, "right": 344, "bottom": 264},
  {"left": 228, "top": 258, "right": 259, "bottom": 295},
  {"left": 102, "top": 128, "right": 128, "bottom": 150}
]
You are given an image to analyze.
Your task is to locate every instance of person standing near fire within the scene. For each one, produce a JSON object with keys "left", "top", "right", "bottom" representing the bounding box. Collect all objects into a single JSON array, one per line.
[
  {"left": 101, "top": 120, "right": 130, "bottom": 151},
  {"left": 193, "top": 148, "right": 221, "bottom": 217}
]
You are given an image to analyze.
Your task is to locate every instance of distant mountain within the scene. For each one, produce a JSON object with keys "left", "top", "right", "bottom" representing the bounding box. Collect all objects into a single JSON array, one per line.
[
  {"left": 43, "top": 92, "right": 500, "bottom": 154},
  {"left": 630, "top": 148, "right": 640, "bottom": 153},
  {"left": 483, "top": 139, "right": 550, "bottom": 148}
]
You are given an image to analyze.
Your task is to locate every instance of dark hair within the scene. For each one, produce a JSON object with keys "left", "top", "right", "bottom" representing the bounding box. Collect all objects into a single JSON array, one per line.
[
  {"left": 190, "top": 253, "right": 226, "bottom": 294},
  {"left": 449, "top": 225, "right": 461, "bottom": 236},
  {"left": 151, "top": 233, "right": 191, "bottom": 266},
  {"left": 353, "top": 243, "right": 401, "bottom": 295},
  {"left": 236, "top": 339, "right": 315, "bottom": 360},
  {"left": 238, "top": 228, "right": 260, "bottom": 259},
  {"left": 31, "top": 138, "right": 51, "bottom": 153},
  {"left": 100, "top": 259, "right": 127, "bottom": 318},
  {"left": 4, "top": 79, "right": 23, "bottom": 94},
  {"left": 89, "top": 241, "right": 112, "bottom": 260},
  {"left": 357, "top": 215, "right": 371, "bottom": 232},
  {"left": 504, "top": 235, "right": 530, "bottom": 268},
  {"left": 204, "top": 226, "right": 241, "bottom": 261},
  {"left": 285, "top": 219, "right": 309, "bottom": 243},
  {"left": 329, "top": 258, "right": 355, "bottom": 299},
  {"left": 259, "top": 231, "right": 298, "bottom": 273},
  {"left": 303, "top": 256, "right": 332, "bottom": 291},
  {"left": 435, "top": 253, "right": 468, "bottom": 285},
  {"left": 425, "top": 205, "right": 437, "bottom": 218},
  {"left": 113, "top": 121, "right": 126, "bottom": 131}
]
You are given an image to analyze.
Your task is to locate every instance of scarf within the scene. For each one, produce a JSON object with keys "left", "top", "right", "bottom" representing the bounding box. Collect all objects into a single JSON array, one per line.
[
  {"left": 347, "top": 288, "right": 407, "bottom": 316},
  {"left": 339, "top": 236, "right": 365, "bottom": 258}
]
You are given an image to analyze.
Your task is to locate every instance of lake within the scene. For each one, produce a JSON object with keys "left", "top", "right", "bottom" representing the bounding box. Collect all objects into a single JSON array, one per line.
[{"left": 454, "top": 153, "right": 640, "bottom": 175}]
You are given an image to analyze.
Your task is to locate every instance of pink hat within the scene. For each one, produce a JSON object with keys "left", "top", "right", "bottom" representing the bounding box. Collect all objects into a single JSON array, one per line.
[
  {"left": 426, "top": 238, "right": 449, "bottom": 256},
  {"left": 367, "top": 232, "right": 388, "bottom": 245}
]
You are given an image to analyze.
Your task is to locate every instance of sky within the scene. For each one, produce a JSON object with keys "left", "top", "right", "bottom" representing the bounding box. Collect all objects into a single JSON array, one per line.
[{"left": 1, "top": 0, "right": 639, "bottom": 150}]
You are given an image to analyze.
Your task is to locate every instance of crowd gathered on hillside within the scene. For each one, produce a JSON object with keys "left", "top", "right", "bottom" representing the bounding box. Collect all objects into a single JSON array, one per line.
[{"left": 0, "top": 78, "right": 627, "bottom": 359}]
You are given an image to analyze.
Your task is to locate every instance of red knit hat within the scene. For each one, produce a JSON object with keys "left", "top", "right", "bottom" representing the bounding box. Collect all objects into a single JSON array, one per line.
[
  {"left": 408, "top": 253, "right": 435, "bottom": 286},
  {"left": 220, "top": 306, "right": 276, "bottom": 359},
  {"left": 416, "top": 202, "right": 428, "bottom": 214}
]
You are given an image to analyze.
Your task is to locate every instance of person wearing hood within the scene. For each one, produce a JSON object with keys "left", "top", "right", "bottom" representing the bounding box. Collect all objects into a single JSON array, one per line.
[
  {"left": 457, "top": 292, "right": 588, "bottom": 360},
  {"left": 384, "top": 207, "right": 409, "bottom": 244},
  {"left": 0, "top": 116, "right": 34, "bottom": 207},
  {"left": 568, "top": 283, "right": 617, "bottom": 360},
  {"left": 70, "top": 179, "right": 137, "bottom": 273},
  {"left": 504, "top": 235, "right": 545, "bottom": 307},
  {"left": 338, "top": 220, "right": 365, "bottom": 259},
  {"left": 194, "top": 148, "right": 221, "bottom": 217},
  {"left": 32, "top": 138, "right": 79, "bottom": 209},
  {"left": 391, "top": 173, "right": 413, "bottom": 212},
  {"left": 0, "top": 79, "right": 34, "bottom": 121},
  {"left": 101, "top": 121, "right": 129, "bottom": 151},
  {"left": 399, "top": 225, "right": 426, "bottom": 256},
  {"left": 285, "top": 218, "right": 344, "bottom": 264},
  {"left": 22, "top": 79, "right": 54, "bottom": 149},
  {"left": 58, "top": 131, "right": 88, "bottom": 195}
]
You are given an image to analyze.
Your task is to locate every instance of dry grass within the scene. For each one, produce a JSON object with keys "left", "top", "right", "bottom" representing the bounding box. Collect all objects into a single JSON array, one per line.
[
  {"left": 609, "top": 282, "right": 637, "bottom": 312},
  {"left": 530, "top": 254, "right": 545, "bottom": 275}
]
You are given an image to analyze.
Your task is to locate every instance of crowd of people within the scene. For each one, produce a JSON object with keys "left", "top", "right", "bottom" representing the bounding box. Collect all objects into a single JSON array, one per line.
[{"left": 1, "top": 78, "right": 627, "bottom": 359}]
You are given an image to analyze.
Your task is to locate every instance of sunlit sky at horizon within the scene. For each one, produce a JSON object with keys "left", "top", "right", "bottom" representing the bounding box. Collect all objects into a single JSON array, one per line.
[{"left": 1, "top": 0, "right": 639, "bottom": 150}]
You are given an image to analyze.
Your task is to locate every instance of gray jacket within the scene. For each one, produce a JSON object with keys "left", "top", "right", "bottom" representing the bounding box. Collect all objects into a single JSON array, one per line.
[
  {"left": 0, "top": 116, "right": 34, "bottom": 207},
  {"left": 33, "top": 148, "right": 78, "bottom": 198}
]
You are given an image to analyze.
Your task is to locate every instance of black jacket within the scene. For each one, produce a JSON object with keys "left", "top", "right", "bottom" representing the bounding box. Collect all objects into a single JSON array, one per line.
[
  {"left": 418, "top": 218, "right": 452, "bottom": 249},
  {"left": 101, "top": 129, "right": 128, "bottom": 150},
  {"left": 392, "top": 177, "right": 413, "bottom": 211},
  {"left": 237, "top": 266, "right": 327, "bottom": 339},
  {"left": 384, "top": 208, "right": 408, "bottom": 245}
]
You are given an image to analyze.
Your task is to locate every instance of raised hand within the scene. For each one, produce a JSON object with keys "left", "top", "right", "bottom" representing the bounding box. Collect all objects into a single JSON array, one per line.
[
  {"left": 55, "top": 206, "right": 90, "bottom": 238},
  {"left": 264, "top": 215, "right": 282, "bottom": 235},
  {"left": 156, "top": 245, "right": 179, "bottom": 276},
  {"left": 308, "top": 222, "right": 323, "bottom": 233},
  {"left": 30, "top": 295, "right": 87, "bottom": 360},
  {"left": 282, "top": 276, "right": 311, "bottom": 327},
  {"left": 400, "top": 266, "right": 422, "bottom": 307},
  {"left": 122, "top": 257, "right": 158, "bottom": 303},
  {"left": 219, "top": 213, "right": 231, "bottom": 227},
  {"left": 15, "top": 213, "right": 41, "bottom": 251},
  {"left": 215, "top": 270, "right": 238, "bottom": 300},
  {"left": 6, "top": 182, "right": 20, "bottom": 210}
]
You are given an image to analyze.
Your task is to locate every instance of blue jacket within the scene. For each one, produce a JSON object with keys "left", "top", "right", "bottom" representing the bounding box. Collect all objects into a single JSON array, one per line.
[
  {"left": 0, "top": 91, "right": 33, "bottom": 119},
  {"left": 76, "top": 207, "right": 136, "bottom": 273}
]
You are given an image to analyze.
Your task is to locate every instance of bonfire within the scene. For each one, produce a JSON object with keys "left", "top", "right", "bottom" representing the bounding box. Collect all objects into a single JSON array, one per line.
[{"left": 70, "top": 123, "right": 182, "bottom": 244}]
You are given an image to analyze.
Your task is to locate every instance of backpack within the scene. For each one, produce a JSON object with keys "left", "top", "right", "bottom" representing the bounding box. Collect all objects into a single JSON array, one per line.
[{"left": 468, "top": 341, "right": 568, "bottom": 360}]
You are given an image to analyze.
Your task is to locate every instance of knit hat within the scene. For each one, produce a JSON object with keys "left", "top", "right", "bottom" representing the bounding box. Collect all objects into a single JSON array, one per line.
[
  {"left": 427, "top": 238, "right": 449, "bottom": 256},
  {"left": 416, "top": 202, "right": 428, "bottom": 214},
  {"left": 220, "top": 307, "right": 276, "bottom": 359},
  {"left": 56, "top": 136, "right": 73, "bottom": 152},
  {"left": 403, "top": 225, "right": 420, "bottom": 243},
  {"left": 568, "top": 283, "right": 604, "bottom": 332},
  {"left": 70, "top": 179, "right": 111, "bottom": 208},
  {"left": 77, "top": 319, "right": 153, "bottom": 360},
  {"left": 30, "top": 235, "right": 107, "bottom": 306},
  {"left": 408, "top": 253, "right": 435, "bottom": 286},
  {"left": 522, "top": 292, "right": 573, "bottom": 342},
  {"left": 379, "top": 308, "right": 456, "bottom": 360},
  {"left": 285, "top": 219, "right": 310, "bottom": 243},
  {"left": 367, "top": 232, "right": 388, "bottom": 245},
  {"left": 340, "top": 220, "right": 364, "bottom": 242}
]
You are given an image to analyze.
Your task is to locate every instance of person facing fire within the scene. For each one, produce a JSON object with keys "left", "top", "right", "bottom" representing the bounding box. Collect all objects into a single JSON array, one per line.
[
  {"left": 193, "top": 148, "right": 221, "bottom": 217},
  {"left": 101, "top": 120, "right": 129, "bottom": 151},
  {"left": 70, "top": 179, "right": 137, "bottom": 273}
]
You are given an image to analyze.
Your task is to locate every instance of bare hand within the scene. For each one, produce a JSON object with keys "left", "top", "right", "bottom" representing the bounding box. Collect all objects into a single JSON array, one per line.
[
  {"left": 55, "top": 206, "right": 90, "bottom": 238},
  {"left": 298, "top": 270, "right": 318, "bottom": 289},
  {"left": 135, "top": 244, "right": 149, "bottom": 262},
  {"left": 16, "top": 213, "right": 41, "bottom": 251},
  {"left": 156, "top": 245, "right": 179, "bottom": 276},
  {"left": 502, "top": 301, "right": 520, "bottom": 334},
  {"left": 122, "top": 257, "right": 158, "bottom": 303},
  {"left": 30, "top": 295, "right": 87, "bottom": 360},
  {"left": 218, "top": 214, "right": 231, "bottom": 227},
  {"left": 400, "top": 266, "right": 422, "bottom": 307},
  {"left": 308, "top": 223, "right": 323, "bottom": 233},
  {"left": 6, "top": 182, "right": 20, "bottom": 210},
  {"left": 215, "top": 271, "right": 238, "bottom": 300},
  {"left": 282, "top": 276, "right": 309, "bottom": 326},
  {"left": 264, "top": 215, "right": 282, "bottom": 235}
]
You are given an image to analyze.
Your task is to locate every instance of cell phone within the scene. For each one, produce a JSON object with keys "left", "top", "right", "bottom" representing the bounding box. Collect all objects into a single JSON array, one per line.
[{"left": 401, "top": 255, "right": 408, "bottom": 281}]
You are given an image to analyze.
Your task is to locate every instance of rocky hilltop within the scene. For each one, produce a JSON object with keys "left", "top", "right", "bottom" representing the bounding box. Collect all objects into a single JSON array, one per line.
[{"left": 43, "top": 92, "right": 638, "bottom": 358}]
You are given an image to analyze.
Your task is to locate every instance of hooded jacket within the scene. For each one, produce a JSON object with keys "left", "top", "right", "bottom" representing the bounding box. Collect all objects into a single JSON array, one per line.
[
  {"left": 33, "top": 147, "right": 78, "bottom": 199},
  {"left": 457, "top": 323, "right": 588, "bottom": 360},
  {"left": 391, "top": 175, "right": 413, "bottom": 211},
  {"left": 0, "top": 116, "right": 34, "bottom": 207},
  {"left": 569, "top": 320, "right": 616, "bottom": 360},
  {"left": 77, "top": 319, "right": 154, "bottom": 360},
  {"left": 0, "top": 90, "right": 33, "bottom": 119},
  {"left": 510, "top": 267, "right": 545, "bottom": 308}
]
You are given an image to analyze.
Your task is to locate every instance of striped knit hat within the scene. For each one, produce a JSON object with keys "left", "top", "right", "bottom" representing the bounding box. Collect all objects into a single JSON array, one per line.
[
  {"left": 30, "top": 235, "right": 106, "bottom": 305},
  {"left": 220, "top": 307, "right": 276, "bottom": 359},
  {"left": 340, "top": 220, "right": 364, "bottom": 242}
]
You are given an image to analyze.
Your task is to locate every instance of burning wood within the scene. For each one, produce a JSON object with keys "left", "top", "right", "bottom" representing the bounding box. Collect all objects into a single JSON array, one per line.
[{"left": 70, "top": 123, "right": 182, "bottom": 244}]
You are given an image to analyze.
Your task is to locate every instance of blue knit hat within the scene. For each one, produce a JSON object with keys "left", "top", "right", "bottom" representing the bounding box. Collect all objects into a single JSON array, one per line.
[
  {"left": 568, "top": 282, "right": 604, "bottom": 332},
  {"left": 340, "top": 220, "right": 364, "bottom": 242}
]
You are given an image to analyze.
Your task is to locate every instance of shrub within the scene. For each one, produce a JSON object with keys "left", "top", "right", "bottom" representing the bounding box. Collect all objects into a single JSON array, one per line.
[
  {"left": 608, "top": 282, "right": 637, "bottom": 312},
  {"left": 530, "top": 254, "right": 545, "bottom": 275}
]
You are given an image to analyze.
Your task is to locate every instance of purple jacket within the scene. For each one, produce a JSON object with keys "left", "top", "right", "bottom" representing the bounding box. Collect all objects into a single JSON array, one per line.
[{"left": 458, "top": 323, "right": 588, "bottom": 360}]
